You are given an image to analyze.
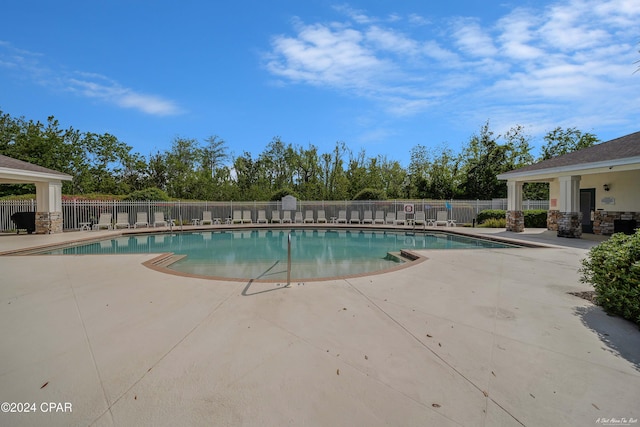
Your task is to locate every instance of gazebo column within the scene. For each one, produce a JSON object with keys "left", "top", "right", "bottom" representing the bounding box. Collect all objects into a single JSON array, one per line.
[
  {"left": 557, "top": 175, "right": 582, "bottom": 238},
  {"left": 506, "top": 181, "right": 524, "bottom": 232},
  {"left": 35, "top": 181, "right": 64, "bottom": 234}
]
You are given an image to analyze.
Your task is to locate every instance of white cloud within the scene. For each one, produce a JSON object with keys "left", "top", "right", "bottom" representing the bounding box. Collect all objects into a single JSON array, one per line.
[
  {"left": 265, "top": 1, "right": 640, "bottom": 135},
  {"left": 451, "top": 18, "right": 498, "bottom": 57},
  {"left": 0, "top": 41, "right": 182, "bottom": 116}
]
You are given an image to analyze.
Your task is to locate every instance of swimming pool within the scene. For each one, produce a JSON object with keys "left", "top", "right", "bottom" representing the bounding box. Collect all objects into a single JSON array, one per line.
[{"left": 40, "top": 229, "right": 517, "bottom": 281}]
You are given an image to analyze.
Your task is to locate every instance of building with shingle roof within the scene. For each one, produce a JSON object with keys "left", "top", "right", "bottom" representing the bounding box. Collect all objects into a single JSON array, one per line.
[
  {"left": 0, "top": 154, "right": 72, "bottom": 233},
  {"left": 497, "top": 131, "right": 640, "bottom": 237}
]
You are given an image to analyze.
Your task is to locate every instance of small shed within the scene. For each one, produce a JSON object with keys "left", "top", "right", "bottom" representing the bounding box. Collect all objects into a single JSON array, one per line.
[
  {"left": 0, "top": 154, "right": 73, "bottom": 233},
  {"left": 497, "top": 131, "right": 640, "bottom": 237}
]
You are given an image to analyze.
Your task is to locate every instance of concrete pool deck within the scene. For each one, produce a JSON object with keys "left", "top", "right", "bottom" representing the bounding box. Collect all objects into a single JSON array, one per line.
[{"left": 0, "top": 227, "right": 639, "bottom": 426}]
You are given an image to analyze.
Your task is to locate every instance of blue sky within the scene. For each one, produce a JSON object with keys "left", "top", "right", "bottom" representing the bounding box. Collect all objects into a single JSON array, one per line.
[{"left": 1, "top": 0, "right": 639, "bottom": 166}]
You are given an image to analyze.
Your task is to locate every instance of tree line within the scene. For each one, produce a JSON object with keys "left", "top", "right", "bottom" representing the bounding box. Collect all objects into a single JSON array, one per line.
[{"left": 0, "top": 109, "right": 599, "bottom": 201}]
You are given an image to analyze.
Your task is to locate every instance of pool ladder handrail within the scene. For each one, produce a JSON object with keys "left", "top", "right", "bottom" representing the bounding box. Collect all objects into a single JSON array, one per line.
[{"left": 287, "top": 232, "right": 292, "bottom": 286}]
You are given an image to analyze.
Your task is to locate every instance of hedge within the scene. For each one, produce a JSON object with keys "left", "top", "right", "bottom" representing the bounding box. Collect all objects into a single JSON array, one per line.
[
  {"left": 477, "top": 209, "right": 548, "bottom": 228},
  {"left": 580, "top": 229, "right": 640, "bottom": 326}
]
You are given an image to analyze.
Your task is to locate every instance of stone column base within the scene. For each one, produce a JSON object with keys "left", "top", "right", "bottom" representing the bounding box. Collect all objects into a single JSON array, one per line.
[
  {"left": 557, "top": 212, "right": 582, "bottom": 238},
  {"left": 506, "top": 210, "right": 524, "bottom": 232},
  {"left": 35, "top": 212, "right": 64, "bottom": 234},
  {"left": 547, "top": 210, "right": 560, "bottom": 231}
]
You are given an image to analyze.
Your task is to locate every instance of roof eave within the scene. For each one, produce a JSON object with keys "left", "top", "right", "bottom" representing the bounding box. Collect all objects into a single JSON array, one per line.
[
  {"left": 0, "top": 168, "right": 73, "bottom": 182},
  {"left": 497, "top": 156, "right": 640, "bottom": 181}
]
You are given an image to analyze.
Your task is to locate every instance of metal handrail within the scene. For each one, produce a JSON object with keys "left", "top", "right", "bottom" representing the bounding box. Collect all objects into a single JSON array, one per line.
[{"left": 287, "top": 232, "right": 292, "bottom": 286}]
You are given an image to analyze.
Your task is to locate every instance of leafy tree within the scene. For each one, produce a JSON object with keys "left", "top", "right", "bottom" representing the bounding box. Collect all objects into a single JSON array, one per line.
[{"left": 540, "top": 127, "right": 599, "bottom": 160}]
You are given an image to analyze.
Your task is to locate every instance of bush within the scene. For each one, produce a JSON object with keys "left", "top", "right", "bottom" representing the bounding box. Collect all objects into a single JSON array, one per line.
[
  {"left": 353, "top": 188, "right": 386, "bottom": 200},
  {"left": 579, "top": 230, "right": 640, "bottom": 326},
  {"left": 123, "top": 188, "right": 170, "bottom": 201},
  {"left": 478, "top": 218, "right": 506, "bottom": 228},
  {"left": 524, "top": 209, "right": 547, "bottom": 228},
  {"left": 477, "top": 209, "right": 506, "bottom": 224}
]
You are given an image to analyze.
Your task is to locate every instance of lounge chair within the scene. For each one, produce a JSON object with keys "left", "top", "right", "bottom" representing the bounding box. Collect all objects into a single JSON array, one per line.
[
  {"left": 435, "top": 211, "right": 449, "bottom": 227},
  {"left": 271, "top": 210, "right": 282, "bottom": 223},
  {"left": 414, "top": 211, "right": 426, "bottom": 227},
  {"left": 337, "top": 210, "right": 347, "bottom": 223},
  {"left": 385, "top": 212, "right": 395, "bottom": 224},
  {"left": 282, "top": 211, "right": 292, "bottom": 223},
  {"left": 394, "top": 211, "right": 406, "bottom": 225},
  {"left": 232, "top": 210, "right": 243, "bottom": 224},
  {"left": 362, "top": 210, "right": 373, "bottom": 224},
  {"left": 294, "top": 211, "right": 303, "bottom": 223},
  {"left": 304, "top": 210, "right": 314, "bottom": 223},
  {"left": 201, "top": 211, "right": 213, "bottom": 225},
  {"left": 242, "top": 210, "right": 253, "bottom": 224},
  {"left": 349, "top": 210, "right": 361, "bottom": 224},
  {"left": 257, "top": 210, "right": 268, "bottom": 223},
  {"left": 134, "top": 212, "right": 148, "bottom": 228},
  {"left": 93, "top": 213, "right": 113, "bottom": 230},
  {"left": 373, "top": 211, "right": 385, "bottom": 224},
  {"left": 114, "top": 212, "right": 130, "bottom": 229},
  {"left": 316, "top": 210, "right": 327, "bottom": 223},
  {"left": 153, "top": 212, "right": 167, "bottom": 227}
]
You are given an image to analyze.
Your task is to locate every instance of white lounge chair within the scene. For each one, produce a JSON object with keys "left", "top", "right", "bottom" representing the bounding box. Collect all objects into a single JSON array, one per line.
[
  {"left": 271, "top": 210, "right": 282, "bottom": 223},
  {"left": 414, "top": 211, "right": 426, "bottom": 227},
  {"left": 294, "top": 211, "right": 303, "bottom": 223},
  {"left": 134, "top": 212, "right": 148, "bottom": 228},
  {"left": 257, "top": 210, "right": 268, "bottom": 223},
  {"left": 153, "top": 212, "right": 167, "bottom": 227},
  {"left": 362, "top": 210, "right": 373, "bottom": 224},
  {"left": 316, "top": 210, "right": 327, "bottom": 223},
  {"left": 242, "top": 210, "right": 253, "bottom": 223},
  {"left": 394, "top": 211, "right": 406, "bottom": 225},
  {"left": 373, "top": 211, "right": 385, "bottom": 224},
  {"left": 282, "top": 211, "right": 292, "bottom": 223},
  {"left": 232, "top": 210, "right": 243, "bottom": 224},
  {"left": 385, "top": 212, "right": 395, "bottom": 224},
  {"left": 435, "top": 211, "right": 449, "bottom": 226},
  {"left": 114, "top": 212, "right": 130, "bottom": 229},
  {"left": 201, "top": 211, "right": 213, "bottom": 225},
  {"left": 304, "top": 210, "right": 314, "bottom": 223},
  {"left": 337, "top": 210, "right": 347, "bottom": 223},
  {"left": 93, "top": 213, "right": 113, "bottom": 230},
  {"left": 350, "top": 210, "right": 361, "bottom": 224}
]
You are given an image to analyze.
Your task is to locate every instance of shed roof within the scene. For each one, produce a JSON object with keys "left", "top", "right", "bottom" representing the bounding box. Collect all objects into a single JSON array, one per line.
[
  {"left": 498, "top": 131, "right": 640, "bottom": 180},
  {"left": 0, "top": 154, "right": 73, "bottom": 182}
]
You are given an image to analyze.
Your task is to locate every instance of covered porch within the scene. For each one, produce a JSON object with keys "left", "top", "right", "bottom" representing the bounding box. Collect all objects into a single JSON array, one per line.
[
  {"left": 0, "top": 155, "right": 72, "bottom": 234},
  {"left": 497, "top": 131, "right": 640, "bottom": 238}
]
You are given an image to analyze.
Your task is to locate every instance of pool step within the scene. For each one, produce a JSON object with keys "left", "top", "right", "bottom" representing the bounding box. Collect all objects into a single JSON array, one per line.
[
  {"left": 385, "top": 251, "right": 418, "bottom": 263},
  {"left": 151, "top": 253, "right": 185, "bottom": 268}
]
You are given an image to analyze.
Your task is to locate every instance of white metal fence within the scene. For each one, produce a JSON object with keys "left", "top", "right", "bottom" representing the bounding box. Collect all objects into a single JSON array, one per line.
[{"left": 0, "top": 199, "right": 549, "bottom": 231}]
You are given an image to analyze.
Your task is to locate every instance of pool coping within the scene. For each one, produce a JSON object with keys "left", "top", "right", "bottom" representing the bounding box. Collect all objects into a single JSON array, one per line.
[{"left": 0, "top": 223, "right": 549, "bottom": 282}]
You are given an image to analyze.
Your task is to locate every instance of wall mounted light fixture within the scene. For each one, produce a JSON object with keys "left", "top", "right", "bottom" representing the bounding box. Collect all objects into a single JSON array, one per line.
[{"left": 603, "top": 184, "right": 610, "bottom": 191}]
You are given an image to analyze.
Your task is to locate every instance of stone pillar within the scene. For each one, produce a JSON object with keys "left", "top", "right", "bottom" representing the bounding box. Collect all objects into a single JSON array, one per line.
[
  {"left": 506, "top": 210, "right": 525, "bottom": 232},
  {"left": 35, "top": 181, "right": 64, "bottom": 234},
  {"left": 505, "top": 181, "right": 524, "bottom": 232},
  {"left": 35, "top": 212, "right": 63, "bottom": 234},
  {"left": 547, "top": 210, "right": 560, "bottom": 231},
  {"left": 557, "top": 212, "right": 583, "bottom": 238},
  {"left": 557, "top": 175, "right": 581, "bottom": 238}
]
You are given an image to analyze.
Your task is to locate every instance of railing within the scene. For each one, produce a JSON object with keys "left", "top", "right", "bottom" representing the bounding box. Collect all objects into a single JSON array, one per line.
[{"left": 0, "top": 199, "right": 549, "bottom": 232}]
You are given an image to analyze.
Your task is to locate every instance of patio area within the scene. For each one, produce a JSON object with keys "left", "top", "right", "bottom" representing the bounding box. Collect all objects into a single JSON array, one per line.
[{"left": 0, "top": 228, "right": 638, "bottom": 426}]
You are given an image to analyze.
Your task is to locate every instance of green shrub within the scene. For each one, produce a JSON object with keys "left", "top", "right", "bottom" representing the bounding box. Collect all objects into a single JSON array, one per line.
[
  {"left": 353, "top": 188, "right": 386, "bottom": 200},
  {"left": 524, "top": 209, "right": 547, "bottom": 228},
  {"left": 477, "top": 209, "right": 506, "bottom": 224},
  {"left": 579, "top": 230, "right": 640, "bottom": 326},
  {"left": 123, "top": 187, "right": 170, "bottom": 201},
  {"left": 478, "top": 218, "right": 506, "bottom": 228}
]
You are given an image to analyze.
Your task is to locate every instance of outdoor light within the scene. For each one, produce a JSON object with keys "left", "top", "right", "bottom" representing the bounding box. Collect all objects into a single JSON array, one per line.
[{"left": 603, "top": 184, "right": 610, "bottom": 191}]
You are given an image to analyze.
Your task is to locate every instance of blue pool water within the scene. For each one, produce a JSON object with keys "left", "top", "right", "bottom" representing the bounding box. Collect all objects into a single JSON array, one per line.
[{"left": 41, "top": 229, "right": 516, "bottom": 280}]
